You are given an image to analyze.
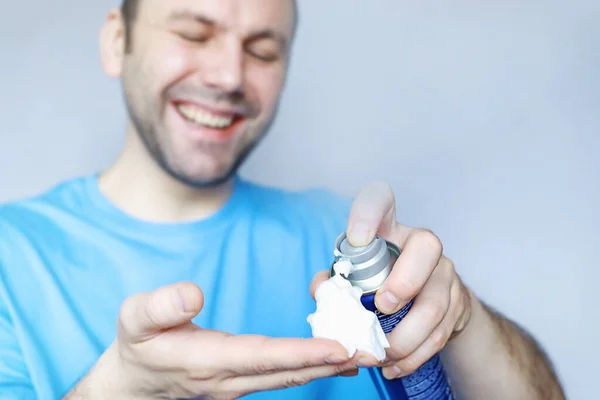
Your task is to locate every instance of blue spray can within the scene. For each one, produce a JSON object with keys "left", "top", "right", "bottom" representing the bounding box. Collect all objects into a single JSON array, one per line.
[{"left": 329, "top": 232, "right": 454, "bottom": 400}]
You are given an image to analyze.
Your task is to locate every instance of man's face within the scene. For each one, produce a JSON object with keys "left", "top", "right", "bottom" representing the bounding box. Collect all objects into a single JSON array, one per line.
[{"left": 111, "top": 0, "right": 295, "bottom": 187}]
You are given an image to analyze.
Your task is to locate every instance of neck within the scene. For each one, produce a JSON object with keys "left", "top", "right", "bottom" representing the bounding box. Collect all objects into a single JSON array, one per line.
[{"left": 98, "top": 130, "right": 234, "bottom": 223}]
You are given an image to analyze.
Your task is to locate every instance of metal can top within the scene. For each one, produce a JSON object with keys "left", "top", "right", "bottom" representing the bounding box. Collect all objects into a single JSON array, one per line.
[{"left": 330, "top": 232, "right": 401, "bottom": 294}]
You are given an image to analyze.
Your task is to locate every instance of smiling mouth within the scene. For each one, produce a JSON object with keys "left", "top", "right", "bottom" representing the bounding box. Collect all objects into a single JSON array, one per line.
[{"left": 175, "top": 102, "right": 240, "bottom": 129}]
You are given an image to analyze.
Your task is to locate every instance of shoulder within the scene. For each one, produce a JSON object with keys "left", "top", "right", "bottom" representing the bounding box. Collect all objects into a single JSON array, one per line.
[
  {"left": 0, "top": 175, "right": 91, "bottom": 249},
  {"left": 0, "top": 176, "right": 93, "bottom": 316}
]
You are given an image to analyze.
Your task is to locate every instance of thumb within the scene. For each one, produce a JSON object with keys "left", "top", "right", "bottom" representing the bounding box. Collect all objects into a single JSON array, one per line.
[
  {"left": 118, "top": 282, "right": 204, "bottom": 342},
  {"left": 346, "top": 181, "right": 396, "bottom": 247}
]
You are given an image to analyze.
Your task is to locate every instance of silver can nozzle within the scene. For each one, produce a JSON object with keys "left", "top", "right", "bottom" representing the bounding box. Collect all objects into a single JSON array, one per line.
[{"left": 330, "top": 232, "right": 401, "bottom": 294}]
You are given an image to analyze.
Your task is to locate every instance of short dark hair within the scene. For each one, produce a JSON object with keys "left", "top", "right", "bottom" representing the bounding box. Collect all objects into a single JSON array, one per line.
[{"left": 120, "top": 0, "right": 297, "bottom": 52}]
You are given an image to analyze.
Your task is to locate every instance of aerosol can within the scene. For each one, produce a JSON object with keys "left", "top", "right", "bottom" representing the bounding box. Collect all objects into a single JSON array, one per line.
[{"left": 330, "top": 232, "right": 454, "bottom": 400}]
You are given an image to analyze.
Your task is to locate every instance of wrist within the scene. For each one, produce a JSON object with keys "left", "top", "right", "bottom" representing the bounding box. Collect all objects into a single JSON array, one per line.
[
  {"left": 64, "top": 343, "right": 147, "bottom": 400},
  {"left": 443, "top": 288, "right": 501, "bottom": 361}
]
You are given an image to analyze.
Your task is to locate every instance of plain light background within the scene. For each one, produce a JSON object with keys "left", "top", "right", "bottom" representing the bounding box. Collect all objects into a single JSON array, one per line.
[{"left": 1, "top": 0, "right": 598, "bottom": 398}]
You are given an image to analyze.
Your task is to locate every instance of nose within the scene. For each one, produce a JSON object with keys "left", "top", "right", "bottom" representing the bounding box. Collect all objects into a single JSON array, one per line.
[{"left": 201, "top": 37, "right": 245, "bottom": 94}]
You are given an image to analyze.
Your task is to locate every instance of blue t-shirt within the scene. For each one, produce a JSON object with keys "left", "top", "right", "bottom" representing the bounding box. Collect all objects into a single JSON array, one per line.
[{"left": 0, "top": 174, "right": 388, "bottom": 399}]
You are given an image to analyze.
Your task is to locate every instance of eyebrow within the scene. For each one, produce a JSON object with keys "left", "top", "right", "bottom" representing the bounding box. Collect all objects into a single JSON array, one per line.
[
  {"left": 166, "top": 10, "right": 289, "bottom": 48},
  {"left": 167, "top": 10, "right": 216, "bottom": 25}
]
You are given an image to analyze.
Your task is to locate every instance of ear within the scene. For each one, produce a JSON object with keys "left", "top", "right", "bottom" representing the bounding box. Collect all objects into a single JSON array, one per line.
[{"left": 99, "top": 8, "right": 126, "bottom": 78}]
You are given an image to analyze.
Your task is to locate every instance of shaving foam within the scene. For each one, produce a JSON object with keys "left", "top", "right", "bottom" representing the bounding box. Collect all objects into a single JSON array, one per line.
[{"left": 306, "top": 259, "right": 390, "bottom": 361}]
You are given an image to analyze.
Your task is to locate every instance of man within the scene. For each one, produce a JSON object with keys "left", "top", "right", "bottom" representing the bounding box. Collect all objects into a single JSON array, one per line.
[{"left": 0, "top": 0, "right": 565, "bottom": 399}]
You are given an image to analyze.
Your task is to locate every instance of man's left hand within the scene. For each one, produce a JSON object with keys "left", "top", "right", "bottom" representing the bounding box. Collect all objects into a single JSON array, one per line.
[{"left": 310, "top": 181, "right": 472, "bottom": 379}]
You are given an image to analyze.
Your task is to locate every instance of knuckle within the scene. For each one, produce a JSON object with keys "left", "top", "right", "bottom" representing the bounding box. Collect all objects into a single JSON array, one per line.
[
  {"left": 396, "top": 276, "right": 420, "bottom": 299},
  {"left": 144, "top": 294, "right": 165, "bottom": 327},
  {"left": 414, "top": 229, "right": 443, "bottom": 255},
  {"left": 117, "top": 295, "right": 139, "bottom": 334},
  {"left": 334, "top": 364, "right": 355, "bottom": 375},
  {"left": 422, "top": 300, "right": 447, "bottom": 326},
  {"left": 430, "top": 329, "right": 450, "bottom": 353},
  {"left": 188, "top": 367, "right": 215, "bottom": 382},
  {"left": 449, "top": 278, "right": 463, "bottom": 302},
  {"left": 442, "top": 256, "right": 456, "bottom": 274},
  {"left": 282, "top": 374, "right": 311, "bottom": 388},
  {"left": 118, "top": 295, "right": 136, "bottom": 319},
  {"left": 253, "top": 360, "right": 276, "bottom": 375}
]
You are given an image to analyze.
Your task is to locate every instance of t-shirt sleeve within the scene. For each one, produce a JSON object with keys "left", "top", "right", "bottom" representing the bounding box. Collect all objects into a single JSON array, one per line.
[{"left": 0, "top": 277, "right": 36, "bottom": 399}]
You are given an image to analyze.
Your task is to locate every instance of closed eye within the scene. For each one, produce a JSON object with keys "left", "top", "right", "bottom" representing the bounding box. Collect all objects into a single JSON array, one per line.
[
  {"left": 247, "top": 49, "right": 280, "bottom": 62},
  {"left": 177, "top": 32, "right": 211, "bottom": 43},
  {"left": 245, "top": 40, "right": 283, "bottom": 63}
]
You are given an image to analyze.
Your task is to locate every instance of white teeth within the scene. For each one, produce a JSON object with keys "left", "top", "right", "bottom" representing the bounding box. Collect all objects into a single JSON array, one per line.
[{"left": 176, "top": 104, "right": 234, "bottom": 128}]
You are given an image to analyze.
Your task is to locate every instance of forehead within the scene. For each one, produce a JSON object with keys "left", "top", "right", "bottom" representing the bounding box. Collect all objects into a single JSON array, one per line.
[{"left": 141, "top": 0, "right": 296, "bottom": 39}]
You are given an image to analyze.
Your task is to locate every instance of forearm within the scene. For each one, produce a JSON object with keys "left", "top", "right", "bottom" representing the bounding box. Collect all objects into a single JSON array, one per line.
[{"left": 440, "top": 289, "right": 565, "bottom": 400}]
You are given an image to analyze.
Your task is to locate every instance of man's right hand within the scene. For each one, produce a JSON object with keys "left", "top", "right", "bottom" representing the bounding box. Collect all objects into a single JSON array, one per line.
[{"left": 64, "top": 282, "right": 363, "bottom": 400}]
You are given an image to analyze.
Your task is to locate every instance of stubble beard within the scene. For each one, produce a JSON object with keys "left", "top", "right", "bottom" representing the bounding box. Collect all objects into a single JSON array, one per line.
[{"left": 123, "top": 93, "right": 280, "bottom": 189}]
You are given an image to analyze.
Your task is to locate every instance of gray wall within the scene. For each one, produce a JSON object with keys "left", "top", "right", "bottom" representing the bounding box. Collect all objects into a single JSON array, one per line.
[{"left": 1, "top": 1, "right": 599, "bottom": 398}]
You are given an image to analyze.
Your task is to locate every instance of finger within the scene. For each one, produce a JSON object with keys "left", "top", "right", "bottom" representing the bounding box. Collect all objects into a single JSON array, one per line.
[
  {"left": 382, "top": 308, "right": 456, "bottom": 380},
  {"left": 222, "top": 335, "right": 352, "bottom": 376},
  {"left": 385, "top": 260, "right": 451, "bottom": 361},
  {"left": 346, "top": 181, "right": 398, "bottom": 247},
  {"left": 309, "top": 270, "right": 330, "bottom": 300},
  {"left": 230, "top": 360, "right": 359, "bottom": 396},
  {"left": 375, "top": 229, "right": 444, "bottom": 314},
  {"left": 118, "top": 282, "right": 204, "bottom": 343},
  {"left": 339, "top": 368, "right": 359, "bottom": 377},
  {"left": 354, "top": 351, "right": 382, "bottom": 368}
]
